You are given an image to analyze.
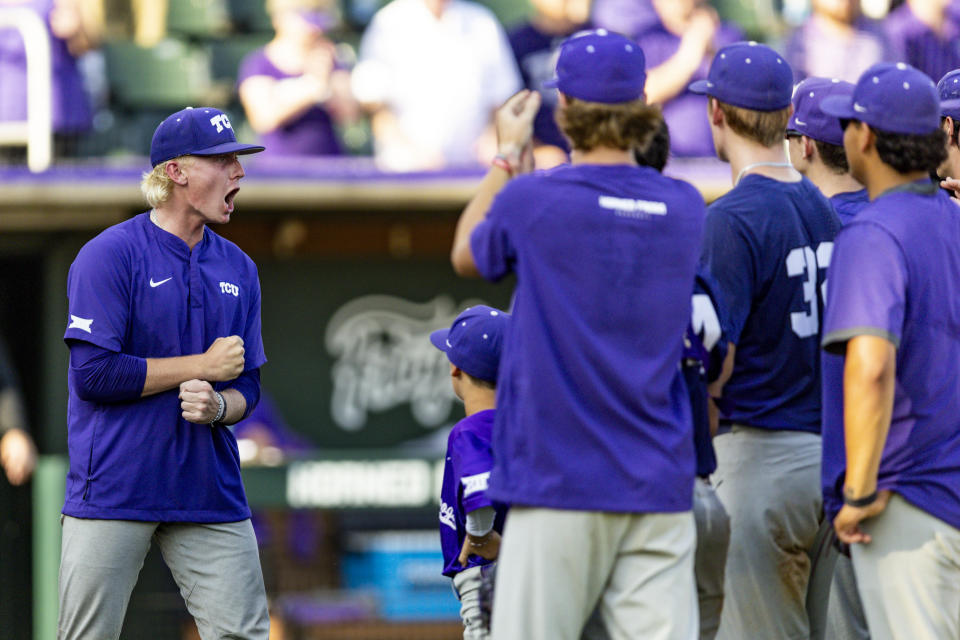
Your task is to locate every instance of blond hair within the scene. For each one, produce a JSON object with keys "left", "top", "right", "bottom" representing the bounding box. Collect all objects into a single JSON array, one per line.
[
  {"left": 140, "top": 156, "right": 193, "bottom": 208},
  {"left": 556, "top": 96, "right": 663, "bottom": 153},
  {"left": 716, "top": 100, "right": 792, "bottom": 148}
]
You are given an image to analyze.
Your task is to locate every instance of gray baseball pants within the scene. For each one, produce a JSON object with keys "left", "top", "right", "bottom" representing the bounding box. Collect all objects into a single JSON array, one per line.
[
  {"left": 58, "top": 515, "right": 270, "bottom": 640},
  {"left": 713, "top": 426, "right": 823, "bottom": 640},
  {"left": 490, "top": 507, "right": 698, "bottom": 640},
  {"left": 851, "top": 494, "right": 960, "bottom": 640}
]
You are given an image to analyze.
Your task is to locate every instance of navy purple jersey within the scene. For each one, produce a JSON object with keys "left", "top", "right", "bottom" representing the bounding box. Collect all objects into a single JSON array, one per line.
[
  {"left": 508, "top": 22, "right": 590, "bottom": 151},
  {"left": 471, "top": 163, "right": 705, "bottom": 512},
  {"left": 439, "top": 409, "right": 506, "bottom": 577},
  {"left": 884, "top": 3, "right": 960, "bottom": 81},
  {"left": 829, "top": 188, "right": 870, "bottom": 226},
  {"left": 685, "top": 272, "right": 730, "bottom": 478},
  {"left": 701, "top": 175, "right": 841, "bottom": 432},
  {"left": 822, "top": 181, "right": 960, "bottom": 529},
  {"left": 63, "top": 212, "right": 266, "bottom": 522}
]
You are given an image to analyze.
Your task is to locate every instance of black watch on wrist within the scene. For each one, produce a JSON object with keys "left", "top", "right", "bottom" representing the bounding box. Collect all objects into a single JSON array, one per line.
[{"left": 843, "top": 490, "right": 878, "bottom": 508}]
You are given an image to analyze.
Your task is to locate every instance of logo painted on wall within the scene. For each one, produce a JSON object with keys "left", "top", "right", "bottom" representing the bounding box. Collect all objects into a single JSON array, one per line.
[{"left": 325, "top": 295, "right": 485, "bottom": 431}]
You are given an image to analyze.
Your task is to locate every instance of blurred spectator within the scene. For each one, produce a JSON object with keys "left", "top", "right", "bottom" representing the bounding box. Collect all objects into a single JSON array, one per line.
[
  {"left": 508, "top": 0, "right": 592, "bottom": 168},
  {"left": 884, "top": 0, "right": 960, "bottom": 80},
  {"left": 0, "top": 0, "right": 102, "bottom": 160},
  {"left": 238, "top": 0, "right": 357, "bottom": 157},
  {"left": 353, "top": 0, "right": 522, "bottom": 171},
  {"left": 0, "top": 336, "right": 36, "bottom": 486},
  {"left": 785, "top": 0, "right": 891, "bottom": 82},
  {"left": 590, "top": 0, "right": 657, "bottom": 37},
  {"left": 639, "top": 0, "right": 742, "bottom": 156}
]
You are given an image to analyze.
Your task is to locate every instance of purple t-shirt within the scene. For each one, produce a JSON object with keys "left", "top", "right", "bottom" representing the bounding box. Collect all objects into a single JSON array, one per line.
[
  {"left": 883, "top": 3, "right": 960, "bottom": 81},
  {"left": 471, "top": 163, "right": 704, "bottom": 512},
  {"left": 63, "top": 213, "right": 266, "bottom": 522},
  {"left": 508, "top": 21, "right": 590, "bottom": 151},
  {"left": 439, "top": 409, "right": 506, "bottom": 577},
  {"left": 0, "top": 0, "right": 91, "bottom": 132},
  {"left": 237, "top": 48, "right": 342, "bottom": 156},
  {"left": 821, "top": 182, "right": 960, "bottom": 529},
  {"left": 829, "top": 188, "right": 870, "bottom": 226},
  {"left": 635, "top": 22, "right": 742, "bottom": 157}
]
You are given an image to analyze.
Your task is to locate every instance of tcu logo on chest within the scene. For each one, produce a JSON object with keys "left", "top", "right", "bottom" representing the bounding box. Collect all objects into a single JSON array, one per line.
[
  {"left": 210, "top": 114, "right": 233, "bottom": 133},
  {"left": 219, "top": 281, "right": 239, "bottom": 297}
]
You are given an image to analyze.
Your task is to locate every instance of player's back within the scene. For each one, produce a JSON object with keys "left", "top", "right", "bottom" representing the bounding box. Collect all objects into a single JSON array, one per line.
[
  {"left": 477, "top": 163, "right": 706, "bottom": 512},
  {"left": 702, "top": 174, "right": 840, "bottom": 432}
]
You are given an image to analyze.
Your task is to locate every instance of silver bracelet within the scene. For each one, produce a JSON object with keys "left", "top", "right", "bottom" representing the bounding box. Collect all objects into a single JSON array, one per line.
[{"left": 210, "top": 391, "right": 226, "bottom": 426}]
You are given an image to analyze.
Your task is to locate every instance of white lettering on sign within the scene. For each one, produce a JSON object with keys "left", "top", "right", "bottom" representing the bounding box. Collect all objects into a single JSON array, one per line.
[
  {"left": 325, "top": 295, "right": 485, "bottom": 431},
  {"left": 210, "top": 113, "right": 233, "bottom": 133},
  {"left": 219, "top": 281, "right": 239, "bottom": 297},
  {"left": 286, "top": 459, "right": 445, "bottom": 508}
]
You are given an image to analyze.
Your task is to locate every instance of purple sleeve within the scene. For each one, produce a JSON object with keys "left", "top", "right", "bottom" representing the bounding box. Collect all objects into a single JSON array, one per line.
[
  {"left": 63, "top": 237, "right": 130, "bottom": 351},
  {"left": 226, "top": 368, "right": 261, "bottom": 421},
  {"left": 68, "top": 341, "right": 147, "bottom": 403},
  {"left": 450, "top": 430, "right": 495, "bottom": 514},
  {"left": 469, "top": 184, "right": 521, "bottom": 282},
  {"left": 700, "top": 209, "right": 755, "bottom": 345},
  {"left": 822, "top": 222, "right": 906, "bottom": 352}
]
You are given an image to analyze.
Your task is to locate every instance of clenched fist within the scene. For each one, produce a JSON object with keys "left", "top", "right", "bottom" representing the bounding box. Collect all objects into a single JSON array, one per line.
[
  {"left": 203, "top": 336, "right": 245, "bottom": 382},
  {"left": 179, "top": 379, "right": 221, "bottom": 424}
]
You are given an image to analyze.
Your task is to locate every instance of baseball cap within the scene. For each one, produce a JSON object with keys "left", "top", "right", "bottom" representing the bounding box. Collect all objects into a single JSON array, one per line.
[
  {"left": 150, "top": 107, "right": 265, "bottom": 167},
  {"left": 937, "top": 69, "right": 960, "bottom": 119},
  {"left": 430, "top": 306, "right": 510, "bottom": 383},
  {"left": 788, "top": 77, "right": 855, "bottom": 146},
  {"left": 543, "top": 29, "right": 646, "bottom": 104},
  {"left": 820, "top": 62, "right": 940, "bottom": 135},
  {"left": 689, "top": 42, "right": 793, "bottom": 111}
]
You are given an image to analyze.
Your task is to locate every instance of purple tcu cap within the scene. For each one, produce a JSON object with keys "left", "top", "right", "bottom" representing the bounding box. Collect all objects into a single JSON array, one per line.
[
  {"left": 689, "top": 41, "right": 793, "bottom": 111},
  {"left": 543, "top": 29, "right": 646, "bottom": 104},
  {"left": 821, "top": 62, "right": 940, "bottom": 135},
  {"left": 150, "top": 106, "right": 265, "bottom": 167},
  {"left": 430, "top": 305, "right": 510, "bottom": 383},
  {"left": 937, "top": 69, "right": 960, "bottom": 119},
  {"left": 788, "top": 77, "right": 855, "bottom": 146}
]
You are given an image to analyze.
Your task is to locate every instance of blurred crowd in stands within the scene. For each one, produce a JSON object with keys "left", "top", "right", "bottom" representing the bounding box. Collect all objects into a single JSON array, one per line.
[{"left": 0, "top": 0, "right": 959, "bottom": 170}]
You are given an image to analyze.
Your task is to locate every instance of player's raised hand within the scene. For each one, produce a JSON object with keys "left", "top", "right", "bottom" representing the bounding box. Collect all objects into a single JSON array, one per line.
[
  {"left": 203, "top": 336, "right": 245, "bottom": 381},
  {"left": 495, "top": 90, "right": 541, "bottom": 161},
  {"left": 834, "top": 490, "right": 892, "bottom": 544},
  {"left": 458, "top": 530, "right": 501, "bottom": 566},
  {"left": 179, "top": 379, "right": 220, "bottom": 424}
]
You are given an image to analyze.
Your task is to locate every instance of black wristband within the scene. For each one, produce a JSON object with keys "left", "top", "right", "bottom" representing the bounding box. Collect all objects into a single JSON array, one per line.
[{"left": 843, "top": 490, "right": 878, "bottom": 508}]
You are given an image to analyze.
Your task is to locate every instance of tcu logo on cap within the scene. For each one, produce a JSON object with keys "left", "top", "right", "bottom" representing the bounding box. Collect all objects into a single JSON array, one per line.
[{"left": 210, "top": 114, "right": 233, "bottom": 133}]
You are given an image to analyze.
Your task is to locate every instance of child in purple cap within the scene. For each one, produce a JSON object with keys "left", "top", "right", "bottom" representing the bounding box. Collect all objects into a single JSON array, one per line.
[
  {"left": 818, "top": 61, "right": 960, "bottom": 640},
  {"left": 431, "top": 305, "right": 509, "bottom": 640},
  {"left": 690, "top": 41, "right": 842, "bottom": 640},
  {"left": 452, "top": 28, "right": 703, "bottom": 640}
]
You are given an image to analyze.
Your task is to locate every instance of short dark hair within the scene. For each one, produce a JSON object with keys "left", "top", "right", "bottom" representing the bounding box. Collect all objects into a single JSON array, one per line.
[
  {"left": 814, "top": 139, "right": 849, "bottom": 173},
  {"left": 873, "top": 127, "right": 948, "bottom": 174},
  {"left": 633, "top": 118, "right": 670, "bottom": 172},
  {"left": 463, "top": 371, "right": 496, "bottom": 390}
]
